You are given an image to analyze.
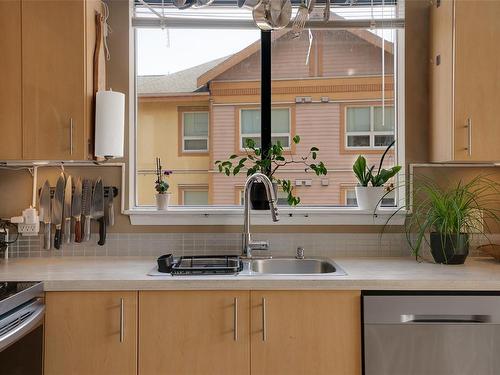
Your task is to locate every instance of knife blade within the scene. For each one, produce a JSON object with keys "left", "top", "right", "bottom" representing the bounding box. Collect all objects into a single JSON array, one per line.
[
  {"left": 52, "top": 173, "right": 66, "bottom": 249},
  {"left": 81, "top": 179, "right": 92, "bottom": 242},
  {"left": 91, "top": 178, "right": 106, "bottom": 246},
  {"left": 39, "top": 180, "right": 52, "bottom": 250},
  {"left": 106, "top": 188, "right": 115, "bottom": 227},
  {"left": 72, "top": 178, "right": 83, "bottom": 243},
  {"left": 63, "top": 175, "right": 72, "bottom": 244}
]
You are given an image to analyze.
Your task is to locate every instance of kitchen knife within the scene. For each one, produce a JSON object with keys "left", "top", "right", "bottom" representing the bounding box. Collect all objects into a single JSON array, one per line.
[
  {"left": 91, "top": 178, "right": 106, "bottom": 246},
  {"left": 81, "top": 179, "right": 92, "bottom": 242},
  {"left": 39, "top": 180, "right": 52, "bottom": 250},
  {"left": 106, "top": 188, "right": 115, "bottom": 227},
  {"left": 72, "top": 178, "right": 83, "bottom": 243},
  {"left": 63, "top": 175, "right": 72, "bottom": 244},
  {"left": 52, "top": 173, "right": 66, "bottom": 249}
]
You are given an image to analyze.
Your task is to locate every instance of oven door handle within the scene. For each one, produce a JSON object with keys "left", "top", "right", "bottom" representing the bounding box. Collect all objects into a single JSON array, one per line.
[{"left": 0, "top": 299, "right": 45, "bottom": 352}]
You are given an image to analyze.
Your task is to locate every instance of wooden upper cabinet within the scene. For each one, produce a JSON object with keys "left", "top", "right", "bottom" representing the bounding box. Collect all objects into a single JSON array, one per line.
[
  {"left": 250, "top": 291, "right": 361, "bottom": 375},
  {"left": 430, "top": 0, "right": 500, "bottom": 162},
  {"left": 139, "top": 291, "right": 250, "bottom": 375},
  {"left": 0, "top": 0, "right": 22, "bottom": 160},
  {"left": 44, "top": 291, "right": 137, "bottom": 375}
]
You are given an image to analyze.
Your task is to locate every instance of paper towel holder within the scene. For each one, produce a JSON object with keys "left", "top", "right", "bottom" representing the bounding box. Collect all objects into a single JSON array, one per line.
[{"left": 95, "top": 90, "right": 125, "bottom": 159}]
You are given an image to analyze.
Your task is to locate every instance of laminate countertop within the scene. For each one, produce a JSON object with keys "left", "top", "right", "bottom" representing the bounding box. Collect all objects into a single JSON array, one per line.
[{"left": 1, "top": 256, "right": 500, "bottom": 291}]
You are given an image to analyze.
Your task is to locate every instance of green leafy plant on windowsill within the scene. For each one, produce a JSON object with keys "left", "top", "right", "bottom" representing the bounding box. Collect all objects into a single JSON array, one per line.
[
  {"left": 352, "top": 141, "right": 401, "bottom": 187},
  {"left": 214, "top": 135, "right": 327, "bottom": 206}
]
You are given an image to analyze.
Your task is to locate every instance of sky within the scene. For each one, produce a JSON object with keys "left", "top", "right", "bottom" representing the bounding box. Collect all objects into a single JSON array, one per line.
[{"left": 137, "top": 28, "right": 260, "bottom": 76}]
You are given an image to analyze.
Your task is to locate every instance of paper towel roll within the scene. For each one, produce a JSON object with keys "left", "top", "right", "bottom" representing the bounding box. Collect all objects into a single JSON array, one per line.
[{"left": 95, "top": 90, "right": 125, "bottom": 158}]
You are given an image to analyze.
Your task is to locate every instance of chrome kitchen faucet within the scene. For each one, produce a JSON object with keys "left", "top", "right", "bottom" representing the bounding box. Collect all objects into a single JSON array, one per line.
[{"left": 242, "top": 173, "right": 279, "bottom": 258}]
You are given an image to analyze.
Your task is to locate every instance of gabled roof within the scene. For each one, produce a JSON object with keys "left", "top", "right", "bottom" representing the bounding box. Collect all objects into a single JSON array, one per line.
[
  {"left": 197, "top": 15, "right": 394, "bottom": 88},
  {"left": 137, "top": 56, "right": 229, "bottom": 95}
]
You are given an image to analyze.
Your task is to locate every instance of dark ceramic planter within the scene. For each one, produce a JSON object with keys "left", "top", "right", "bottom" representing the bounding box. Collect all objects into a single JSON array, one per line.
[
  {"left": 430, "top": 232, "right": 469, "bottom": 265},
  {"left": 250, "top": 182, "right": 278, "bottom": 210}
]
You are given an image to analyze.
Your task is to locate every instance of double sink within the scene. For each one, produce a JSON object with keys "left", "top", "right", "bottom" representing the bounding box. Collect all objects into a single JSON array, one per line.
[{"left": 246, "top": 257, "right": 346, "bottom": 276}]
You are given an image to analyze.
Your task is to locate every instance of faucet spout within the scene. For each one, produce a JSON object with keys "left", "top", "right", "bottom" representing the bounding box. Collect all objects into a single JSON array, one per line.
[{"left": 242, "top": 173, "right": 280, "bottom": 258}]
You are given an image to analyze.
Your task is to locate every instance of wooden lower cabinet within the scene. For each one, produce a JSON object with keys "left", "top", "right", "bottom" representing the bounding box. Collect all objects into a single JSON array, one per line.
[
  {"left": 250, "top": 290, "right": 361, "bottom": 375},
  {"left": 44, "top": 291, "right": 138, "bottom": 375},
  {"left": 139, "top": 290, "right": 250, "bottom": 375}
]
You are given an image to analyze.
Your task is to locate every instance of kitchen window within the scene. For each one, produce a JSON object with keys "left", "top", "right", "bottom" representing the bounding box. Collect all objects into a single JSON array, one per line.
[
  {"left": 179, "top": 186, "right": 209, "bottom": 205},
  {"left": 239, "top": 108, "right": 291, "bottom": 151},
  {"left": 130, "top": 2, "right": 405, "bottom": 224},
  {"left": 182, "top": 111, "right": 209, "bottom": 153},
  {"left": 237, "top": 188, "right": 289, "bottom": 206},
  {"left": 345, "top": 105, "right": 395, "bottom": 150}
]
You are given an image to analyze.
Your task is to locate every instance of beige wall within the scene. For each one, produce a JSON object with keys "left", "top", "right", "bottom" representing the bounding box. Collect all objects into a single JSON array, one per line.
[{"left": 0, "top": 0, "right": 445, "bottom": 234}]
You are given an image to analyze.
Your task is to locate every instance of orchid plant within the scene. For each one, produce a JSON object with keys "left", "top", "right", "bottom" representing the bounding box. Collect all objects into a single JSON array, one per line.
[{"left": 154, "top": 157, "right": 172, "bottom": 194}]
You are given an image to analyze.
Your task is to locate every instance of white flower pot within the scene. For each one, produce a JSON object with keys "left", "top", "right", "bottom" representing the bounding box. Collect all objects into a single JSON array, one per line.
[
  {"left": 355, "top": 186, "right": 385, "bottom": 211},
  {"left": 155, "top": 193, "right": 171, "bottom": 210}
]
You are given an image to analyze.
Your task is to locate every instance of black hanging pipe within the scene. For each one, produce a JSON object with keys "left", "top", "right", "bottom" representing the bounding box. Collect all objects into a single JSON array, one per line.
[{"left": 261, "top": 30, "right": 272, "bottom": 175}]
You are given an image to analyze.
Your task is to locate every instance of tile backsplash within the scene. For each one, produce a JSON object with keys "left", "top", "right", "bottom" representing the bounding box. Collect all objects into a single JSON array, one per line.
[{"left": 4, "top": 232, "right": 499, "bottom": 259}]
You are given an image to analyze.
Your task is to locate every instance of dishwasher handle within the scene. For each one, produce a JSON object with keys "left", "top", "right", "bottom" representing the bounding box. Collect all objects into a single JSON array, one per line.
[
  {"left": 0, "top": 299, "right": 45, "bottom": 352},
  {"left": 401, "top": 314, "right": 491, "bottom": 324}
]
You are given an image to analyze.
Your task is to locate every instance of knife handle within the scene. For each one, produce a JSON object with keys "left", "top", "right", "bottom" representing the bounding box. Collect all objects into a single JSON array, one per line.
[
  {"left": 64, "top": 218, "right": 71, "bottom": 244},
  {"left": 84, "top": 216, "right": 91, "bottom": 242},
  {"left": 98, "top": 216, "right": 106, "bottom": 246},
  {"left": 44, "top": 223, "right": 51, "bottom": 250},
  {"left": 54, "top": 227, "right": 62, "bottom": 250},
  {"left": 74, "top": 218, "right": 82, "bottom": 243}
]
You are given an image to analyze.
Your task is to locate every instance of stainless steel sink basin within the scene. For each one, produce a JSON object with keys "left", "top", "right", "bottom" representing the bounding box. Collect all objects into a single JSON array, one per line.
[{"left": 250, "top": 258, "right": 347, "bottom": 276}]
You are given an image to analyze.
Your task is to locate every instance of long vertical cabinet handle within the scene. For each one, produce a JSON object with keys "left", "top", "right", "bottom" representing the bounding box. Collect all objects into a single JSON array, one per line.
[
  {"left": 69, "top": 118, "right": 74, "bottom": 155},
  {"left": 233, "top": 297, "right": 238, "bottom": 341},
  {"left": 119, "top": 298, "right": 124, "bottom": 343},
  {"left": 262, "top": 297, "right": 267, "bottom": 342},
  {"left": 466, "top": 118, "right": 472, "bottom": 156}
]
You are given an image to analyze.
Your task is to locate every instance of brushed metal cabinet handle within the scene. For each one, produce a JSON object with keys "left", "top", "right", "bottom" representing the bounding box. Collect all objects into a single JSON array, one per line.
[
  {"left": 233, "top": 297, "right": 238, "bottom": 341},
  {"left": 465, "top": 118, "right": 472, "bottom": 156},
  {"left": 119, "top": 298, "right": 124, "bottom": 343},
  {"left": 262, "top": 297, "right": 267, "bottom": 342},
  {"left": 70, "top": 118, "right": 74, "bottom": 156}
]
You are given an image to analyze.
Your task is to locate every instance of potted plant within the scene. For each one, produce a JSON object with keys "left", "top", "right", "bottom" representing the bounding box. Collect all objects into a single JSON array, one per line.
[
  {"left": 215, "top": 135, "right": 327, "bottom": 208},
  {"left": 154, "top": 157, "right": 172, "bottom": 210},
  {"left": 404, "top": 176, "right": 500, "bottom": 264},
  {"left": 352, "top": 141, "right": 401, "bottom": 211}
]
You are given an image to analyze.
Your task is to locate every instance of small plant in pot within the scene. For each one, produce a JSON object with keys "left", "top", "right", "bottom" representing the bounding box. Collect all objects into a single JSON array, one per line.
[
  {"left": 215, "top": 135, "right": 327, "bottom": 209},
  {"left": 352, "top": 141, "right": 401, "bottom": 211},
  {"left": 405, "top": 176, "right": 500, "bottom": 264},
  {"left": 154, "top": 157, "right": 173, "bottom": 210}
]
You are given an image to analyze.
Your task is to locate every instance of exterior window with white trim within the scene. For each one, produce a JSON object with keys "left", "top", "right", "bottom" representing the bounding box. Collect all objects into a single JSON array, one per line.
[
  {"left": 238, "top": 188, "right": 289, "bottom": 206},
  {"left": 240, "top": 108, "right": 290, "bottom": 150},
  {"left": 183, "top": 112, "right": 209, "bottom": 152},
  {"left": 183, "top": 190, "right": 209, "bottom": 205},
  {"left": 345, "top": 105, "right": 395, "bottom": 149}
]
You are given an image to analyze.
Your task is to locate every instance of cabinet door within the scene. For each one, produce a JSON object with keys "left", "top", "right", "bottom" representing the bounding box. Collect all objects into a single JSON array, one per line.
[
  {"left": 429, "top": 0, "right": 454, "bottom": 162},
  {"left": 0, "top": 0, "right": 22, "bottom": 160},
  {"left": 45, "top": 291, "right": 137, "bottom": 375},
  {"left": 251, "top": 291, "right": 361, "bottom": 375},
  {"left": 454, "top": 0, "right": 500, "bottom": 161},
  {"left": 139, "top": 291, "right": 250, "bottom": 375},
  {"left": 22, "top": 0, "right": 87, "bottom": 160}
]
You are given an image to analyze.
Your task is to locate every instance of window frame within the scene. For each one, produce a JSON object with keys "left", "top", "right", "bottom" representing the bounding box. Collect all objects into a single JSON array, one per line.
[
  {"left": 237, "top": 106, "right": 294, "bottom": 153},
  {"left": 129, "top": 11, "right": 406, "bottom": 225},
  {"left": 342, "top": 103, "right": 396, "bottom": 152},
  {"left": 178, "top": 107, "right": 210, "bottom": 156}
]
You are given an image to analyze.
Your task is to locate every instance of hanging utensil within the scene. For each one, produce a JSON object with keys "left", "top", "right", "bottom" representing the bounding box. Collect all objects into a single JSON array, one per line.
[
  {"left": 193, "top": 0, "right": 215, "bottom": 7},
  {"left": 52, "top": 174, "right": 66, "bottom": 250},
  {"left": 253, "top": 0, "right": 292, "bottom": 31},
  {"left": 81, "top": 179, "right": 92, "bottom": 242},
  {"left": 292, "top": 0, "right": 309, "bottom": 38},
  {"left": 63, "top": 175, "right": 72, "bottom": 244},
  {"left": 173, "top": 0, "right": 196, "bottom": 9},
  {"left": 238, "top": 0, "right": 262, "bottom": 9},
  {"left": 323, "top": 0, "right": 330, "bottom": 22},
  {"left": 72, "top": 178, "right": 83, "bottom": 243},
  {"left": 39, "top": 181, "right": 51, "bottom": 250}
]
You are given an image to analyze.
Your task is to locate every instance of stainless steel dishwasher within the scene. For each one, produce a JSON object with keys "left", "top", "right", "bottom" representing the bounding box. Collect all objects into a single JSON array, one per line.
[{"left": 363, "top": 292, "right": 500, "bottom": 375}]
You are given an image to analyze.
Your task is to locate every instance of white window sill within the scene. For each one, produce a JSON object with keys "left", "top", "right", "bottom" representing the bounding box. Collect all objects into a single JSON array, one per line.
[{"left": 124, "top": 206, "right": 406, "bottom": 226}]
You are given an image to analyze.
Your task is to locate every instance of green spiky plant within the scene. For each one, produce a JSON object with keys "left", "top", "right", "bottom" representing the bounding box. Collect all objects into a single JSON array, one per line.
[
  {"left": 214, "top": 136, "right": 327, "bottom": 206},
  {"left": 384, "top": 175, "right": 500, "bottom": 262}
]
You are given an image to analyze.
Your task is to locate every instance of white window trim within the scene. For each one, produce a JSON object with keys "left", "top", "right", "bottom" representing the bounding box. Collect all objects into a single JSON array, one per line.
[
  {"left": 128, "top": 11, "right": 406, "bottom": 225},
  {"left": 239, "top": 108, "right": 291, "bottom": 152},
  {"left": 345, "top": 105, "right": 395, "bottom": 150},
  {"left": 182, "top": 111, "right": 209, "bottom": 153}
]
